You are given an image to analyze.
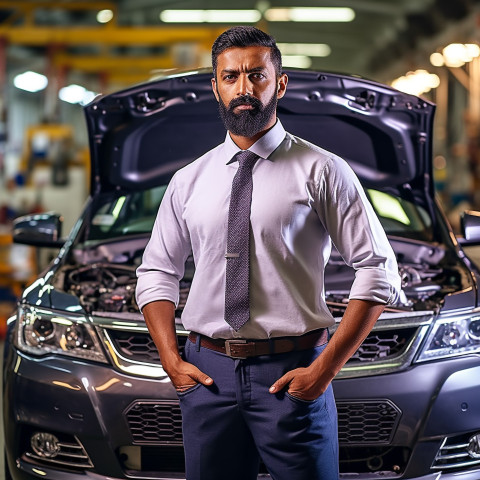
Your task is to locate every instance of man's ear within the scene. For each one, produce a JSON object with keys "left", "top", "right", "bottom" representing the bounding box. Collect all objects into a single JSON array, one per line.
[
  {"left": 211, "top": 78, "right": 219, "bottom": 102},
  {"left": 277, "top": 73, "right": 288, "bottom": 99}
]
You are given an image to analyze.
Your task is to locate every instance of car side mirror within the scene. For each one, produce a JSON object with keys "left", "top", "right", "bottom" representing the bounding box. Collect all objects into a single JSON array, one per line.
[
  {"left": 12, "top": 212, "right": 65, "bottom": 247},
  {"left": 460, "top": 210, "right": 480, "bottom": 244}
]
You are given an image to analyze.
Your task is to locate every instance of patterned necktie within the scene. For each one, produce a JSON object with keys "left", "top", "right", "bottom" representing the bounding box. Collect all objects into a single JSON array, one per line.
[{"left": 224, "top": 150, "right": 258, "bottom": 331}]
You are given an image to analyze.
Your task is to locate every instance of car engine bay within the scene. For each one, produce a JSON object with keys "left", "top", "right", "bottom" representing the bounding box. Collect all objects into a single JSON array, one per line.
[{"left": 59, "top": 236, "right": 464, "bottom": 316}]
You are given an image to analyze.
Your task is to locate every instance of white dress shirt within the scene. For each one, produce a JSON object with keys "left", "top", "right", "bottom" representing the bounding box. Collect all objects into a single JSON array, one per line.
[{"left": 136, "top": 120, "right": 401, "bottom": 339}]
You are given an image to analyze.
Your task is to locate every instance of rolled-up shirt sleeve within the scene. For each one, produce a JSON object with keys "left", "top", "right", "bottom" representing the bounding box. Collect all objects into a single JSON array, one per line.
[
  {"left": 317, "top": 156, "right": 401, "bottom": 305},
  {"left": 136, "top": 173, "right": 192, "bottom": 311}
]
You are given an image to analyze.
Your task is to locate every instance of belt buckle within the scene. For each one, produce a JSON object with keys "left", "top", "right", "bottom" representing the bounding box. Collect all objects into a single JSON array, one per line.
[{"left": 225, "top": 339, "right": 247, "bottom": 358}]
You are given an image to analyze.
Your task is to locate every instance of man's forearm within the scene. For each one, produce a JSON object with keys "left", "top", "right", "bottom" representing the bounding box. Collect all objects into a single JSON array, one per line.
[
  {"left": 269, "top": 298, "right": 385, "bottom": 399},
  {"left": 313, "top": 298, "right": 385, "bottom": 382},
  {"left": 142, "top": 300, "right": 180, "bottom": 369}
]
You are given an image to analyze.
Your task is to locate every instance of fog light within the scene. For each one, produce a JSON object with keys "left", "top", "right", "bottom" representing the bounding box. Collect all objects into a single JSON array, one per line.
[
  {"left": 31, "top": 432, "right": 60, "bottom": 458},
  {"left": 468, "top": 434, "right": 480, "bottom": 459}
]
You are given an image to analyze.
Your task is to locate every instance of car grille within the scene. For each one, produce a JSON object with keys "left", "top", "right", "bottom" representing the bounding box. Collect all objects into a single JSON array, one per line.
[
  {"left": 124, "top": 399, "right": 401, "bottom": 446},
  {"left": 107, "top": 330, "right": 188, "bottom": 363},
  {"left": 107, "top": 328, "right": 416, "bottom": 365},
  {"left": 337, "top": 400, "right": 401, "bottom": 444},
  {"left": 125, "top": 401, "right": 183, "bottom": 444},
  {"left": 347, "top": 327, "right": 417, "bottom": 363}
]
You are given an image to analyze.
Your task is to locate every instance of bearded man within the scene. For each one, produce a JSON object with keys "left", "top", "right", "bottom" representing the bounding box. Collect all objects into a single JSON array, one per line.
[{"left": 136, "top": 26, "right": 400, "bottom": 480}]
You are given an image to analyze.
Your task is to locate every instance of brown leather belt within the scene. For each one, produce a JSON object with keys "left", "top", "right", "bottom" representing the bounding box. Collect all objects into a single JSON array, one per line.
[{"left": 188, "top": 328, "right": 328, "bottom": 359}]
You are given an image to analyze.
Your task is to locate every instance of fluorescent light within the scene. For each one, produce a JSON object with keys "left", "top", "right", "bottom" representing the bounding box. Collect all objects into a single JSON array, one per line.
[
  {"left": 160, "top": 9, "right": 261, "bottom": 23},
  {"left": 207, "top": 10, "right": 261, "bottom": 23},
  {"left": 161, "top": 10, "right": 204, "bottom": 22},
  {"left": 59, "top": 84, "right": 86, "bottom": 104},
  {"left": 80, "top": 90, "right": 97, "bottom": 106},
  {"left": 59, "top": 84, "right": 97, "bottom": 105},
  {"left": 277, "top": 43, "right": 331, "bottom": 57},
  {"left": 97, "top": 9, "right": 114, "bottom": 24},
  {"left": 13, "top": 71, "right": 48, "bottom": 92},
  {"left": 265, "top": 7, "right": 355, "bottom": 22},
  {"left": 281, "top": 55, "right": 312, "bottom": 69}
]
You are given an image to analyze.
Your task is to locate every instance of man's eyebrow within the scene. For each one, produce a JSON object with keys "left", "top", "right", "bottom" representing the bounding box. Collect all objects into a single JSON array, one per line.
[{"left": 220, "top": 66, "right": 267, "bottom": 75}]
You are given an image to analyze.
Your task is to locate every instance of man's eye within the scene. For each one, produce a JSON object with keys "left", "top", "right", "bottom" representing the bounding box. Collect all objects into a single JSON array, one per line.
[
  {"left": 250, "top": 73, "right": 265, "bottom": 80},
  {"left": 223, "top": 75, "right": 236, "bottom": 81}
]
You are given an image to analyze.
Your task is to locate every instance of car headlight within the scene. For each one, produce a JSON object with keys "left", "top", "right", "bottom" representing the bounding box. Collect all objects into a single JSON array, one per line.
[
  {"left": 16, "top": 306, "right": 108, "bottom": 363},
  {"left": 416, "top": 313, "right": 480, "bottom": 362}
]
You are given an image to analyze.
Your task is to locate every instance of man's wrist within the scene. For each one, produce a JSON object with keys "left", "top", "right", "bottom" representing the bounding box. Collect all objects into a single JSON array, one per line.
[{"left": 160, "top": 350, "right": 184, "bottom": 371}]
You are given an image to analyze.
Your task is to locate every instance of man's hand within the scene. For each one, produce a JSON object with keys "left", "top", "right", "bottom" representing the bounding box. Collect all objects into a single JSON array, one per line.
[
  {"left": 269, "top": 365, "right": 328, "bottom": 401},
  {"left": 269, "top": 299, "right": 385, "bottom": 401},
  {"left": 166, "top": 359, "right": 214, "bottom": 393},
  {"left": 142, "top": 300, "right": 214, "bottom": 392}
]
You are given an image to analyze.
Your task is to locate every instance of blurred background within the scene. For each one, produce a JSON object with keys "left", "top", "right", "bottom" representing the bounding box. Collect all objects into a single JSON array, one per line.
[{"left": 1, "top": 0, "right": 480, "bottom": 332}]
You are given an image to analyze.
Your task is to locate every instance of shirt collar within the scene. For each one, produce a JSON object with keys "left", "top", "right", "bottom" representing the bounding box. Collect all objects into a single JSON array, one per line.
[{"left": 223, "top": 119, "right": 286, "bottom": 164}]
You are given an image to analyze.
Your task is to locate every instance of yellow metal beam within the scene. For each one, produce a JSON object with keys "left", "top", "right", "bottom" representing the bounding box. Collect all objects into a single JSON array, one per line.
[
  {"left": 0, "top": 25, "right": 223, "bottom": 48},
  {"left": 0, "top": 1, "right": 116, "bottom": 11},
  {"left": 103, "top": 71, "right": 158, "bottom": 86},
  {"left": 53, "top": 53, "right": 178, "bottom": 72}
]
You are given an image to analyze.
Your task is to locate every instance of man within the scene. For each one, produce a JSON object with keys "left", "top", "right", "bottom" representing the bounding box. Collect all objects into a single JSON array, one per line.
[{"left": 136, "top": 26, "right": 400, "bottom": 480}]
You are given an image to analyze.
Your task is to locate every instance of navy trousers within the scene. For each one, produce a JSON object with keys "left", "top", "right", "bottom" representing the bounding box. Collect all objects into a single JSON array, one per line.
[{"left": 177, "top": 337, "right": 339, "bottom": 480}]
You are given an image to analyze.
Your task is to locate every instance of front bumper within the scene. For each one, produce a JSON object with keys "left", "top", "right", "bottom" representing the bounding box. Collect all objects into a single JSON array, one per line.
[
  {"left": 11, "top": 459, "right": 480, "bottom": 480},
  {"left": 4, "top": 344, "right": 480, "bottom": 480}
]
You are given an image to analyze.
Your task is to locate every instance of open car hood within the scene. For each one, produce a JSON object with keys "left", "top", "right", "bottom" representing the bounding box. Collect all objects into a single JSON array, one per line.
[{"left": 84, "top": 69, "right": 435, "bottom": 204}]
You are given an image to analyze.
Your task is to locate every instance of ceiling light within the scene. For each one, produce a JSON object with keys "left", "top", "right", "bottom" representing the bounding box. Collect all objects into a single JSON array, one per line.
[
  {"left": 96, "top": 9, "right": 113, "bottom": 24},
  {"left": 13, "top": 71, "right": 48, "bottom": 92},
  {"left": 277, "top": 43, "right": 331, "bottom": 57},
  {"left": 430, "top": 52, "right": 444, "bottom": 67},
  {"left": 391, "top": 69, "right": 440, "bottom": 96},
  {"left": 431, "top": 43, "right": 480, "bottom": 68},
  {"left": 442, "top": 43, "right": 469, "bottom": 68},
  {"left": 265, "top": 7, "right": 355, "bottom": 22},
  {"left": 59, "top": 84, "right": 96, "bottom": 105},
  {"left": 59, "top": 84, "right": 86, "bottom": 104},
  {"left": 160, "top": 9, "right": 261, "bottom": 23},
  {"left": 207, "top": 10, "right": 261, "bottom": 23},
  {"left": 281, "top": 55, "right": 312, "bottom": 69},
  {"left": 161, "top": 10, "right": 203, "bottom": 22},
  {"left": 80, "top": 90, "right": 98, "bottom": 106},
  {"left": 465, "top": 43, "right": 480, "bottom": 59}
]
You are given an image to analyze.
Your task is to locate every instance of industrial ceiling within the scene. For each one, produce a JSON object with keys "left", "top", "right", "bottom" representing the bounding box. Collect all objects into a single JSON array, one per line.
[{"left": 1, "top": 0, "right": 480, "bottom": 90}]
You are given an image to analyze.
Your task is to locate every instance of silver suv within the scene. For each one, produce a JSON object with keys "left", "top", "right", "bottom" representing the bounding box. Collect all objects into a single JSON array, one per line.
[{"left": 4, "top": 69, "right": 480, "bottom": 479}]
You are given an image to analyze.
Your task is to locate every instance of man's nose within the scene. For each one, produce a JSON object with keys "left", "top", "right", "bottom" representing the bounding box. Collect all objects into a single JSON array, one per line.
[{"left": 237, "top": 74, "right": 253, "bottom": 96}]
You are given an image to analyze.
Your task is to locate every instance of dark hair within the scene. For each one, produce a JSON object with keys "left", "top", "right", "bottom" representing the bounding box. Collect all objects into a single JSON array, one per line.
[{"left": 212, "top": 26, "right": 282, "bottom": 77}]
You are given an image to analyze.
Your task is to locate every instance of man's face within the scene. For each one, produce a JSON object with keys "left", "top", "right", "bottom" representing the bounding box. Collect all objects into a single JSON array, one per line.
[{"left": 212, "top": 46, "right": 287, "bottom": 138}]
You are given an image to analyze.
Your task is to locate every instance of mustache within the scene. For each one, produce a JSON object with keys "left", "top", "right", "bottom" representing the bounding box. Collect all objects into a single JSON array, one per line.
[{"left": 228, "top": 95, "right": 262, "bottom": 111}]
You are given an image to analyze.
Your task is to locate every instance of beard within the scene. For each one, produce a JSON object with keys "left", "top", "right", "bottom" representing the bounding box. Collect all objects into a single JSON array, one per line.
[{"left": 217, "top": 90, "right": 277, "bottom": 138}]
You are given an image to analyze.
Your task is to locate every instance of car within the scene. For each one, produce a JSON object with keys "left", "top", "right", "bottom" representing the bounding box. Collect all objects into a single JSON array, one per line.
[{"left": 4, "top": 68, "right": 480, "bottom": 480}]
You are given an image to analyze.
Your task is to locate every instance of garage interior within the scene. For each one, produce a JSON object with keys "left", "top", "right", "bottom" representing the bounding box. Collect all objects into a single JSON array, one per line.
[{"left": 2, "top": 0, "right": 480, "bottom": 475}]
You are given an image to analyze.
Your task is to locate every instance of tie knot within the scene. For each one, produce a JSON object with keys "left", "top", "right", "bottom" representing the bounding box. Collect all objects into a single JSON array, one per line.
[{"left": 236, "top": 150, "right": 258, "bottom": 169}]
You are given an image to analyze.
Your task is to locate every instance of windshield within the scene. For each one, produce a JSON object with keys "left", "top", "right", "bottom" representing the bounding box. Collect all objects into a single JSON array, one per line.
[
  {"left": 87, "top": 185, "right": 168, "bottom": 240},
  {"left": 366, "top": 189, "right": 433, "bottom": 242},
  {"left": 83, "top": 186, "right": 434, "bottom": 243}
]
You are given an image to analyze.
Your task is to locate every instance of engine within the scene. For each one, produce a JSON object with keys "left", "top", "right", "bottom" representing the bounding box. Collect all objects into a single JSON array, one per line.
[
  {"left": 63, "top": 262, "right": 191, "bottom": 314},
  {"left": 62, "top": 254, "right": 461, "bottom": 316}
]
